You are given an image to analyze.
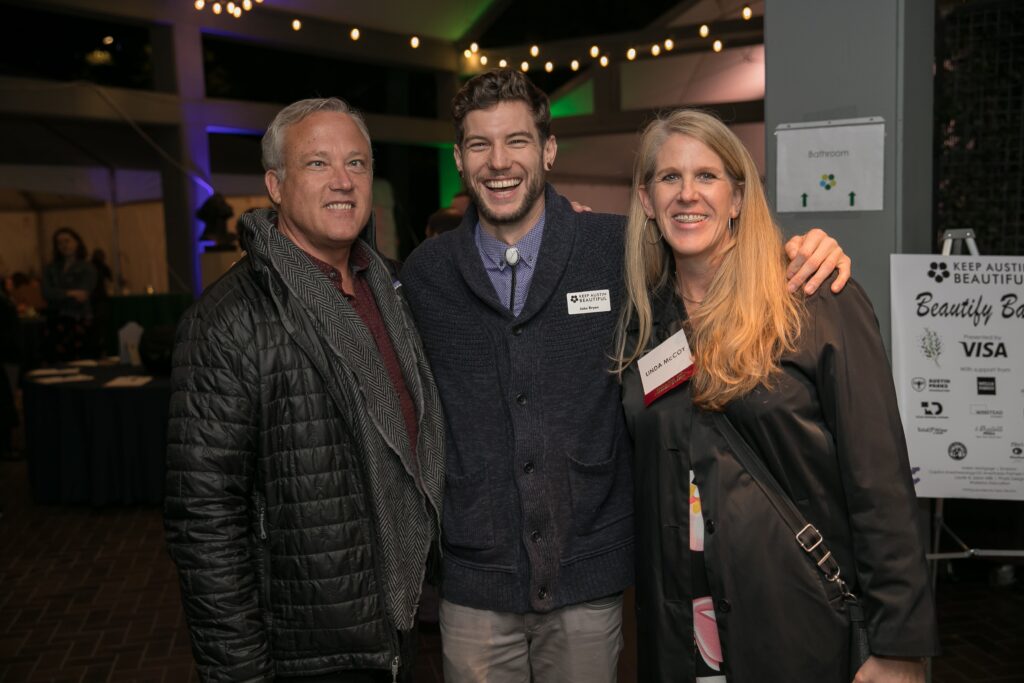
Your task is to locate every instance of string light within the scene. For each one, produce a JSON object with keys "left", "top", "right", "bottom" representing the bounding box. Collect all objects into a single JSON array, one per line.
[
  {"left": 712, "top": 39, "right": 723, "bottom": 52},
  {"left": 499, "top": 58, "right": 508, "bottom": 67},
  {"left": 589, "top": 45, "right": 600, "bottom": 58},
  {"left": 742, "top": 5, "right": 753, "bottom": 20},
  {"left": 212, "top": 2, "right": 222, "bottom": 14},
  {"left": 480, "top": 55, "right": 488, "bottom": 65},
  {"left": 410, "top": 35, "right": 420, "bottom": 48},
  {"left": 291, "top": 18, "right": 301, "bottom": 30},
  {"left": 651, "top": 44, "right": 661, "bottom": 56},
  {"left": 349, "top": 28, "right": 360, "bottom": 41},
  {"left": 571, "top": 59, "right": 580, "bottom": 71},
  {"left": 102, "top": 35, "right": 114, "bottom": 45},
  {"left": 464, "top": 49, "right": 472, "bottom": 59},
  {"left": 194, "top": 0, "right": 205, "bottom": 9},
  {"left": 242, "top": 0, "right": 252, "bottom": 10},
  {"left": 664, "top": 38, "right": 674, "bottom": 51},
  {"left": 530, "top": 45, "right": 540, "bottom": 57},
  {"left": 544, "top": 61, "right": 553, "bottom": 72},
  {"left": 699, "top": 24, "right": 710, "bottom": 38},
  {"left": 226, "top": 2, "right": 235, "bottom": 12},
  {"left": 520, "top": 61, "right": 529, "bottom": 72},
  {"left": 626, "top": 47, "right": 636, "bottom": 61},
  {"left": 470, "top": 42, "right": 479, "bottom": 53},
  {"left": 232, "top": 5, "right": 241, "bottom": 17},
  {"left": 599, "top": 55, "right": 609, "bottom": 67}
]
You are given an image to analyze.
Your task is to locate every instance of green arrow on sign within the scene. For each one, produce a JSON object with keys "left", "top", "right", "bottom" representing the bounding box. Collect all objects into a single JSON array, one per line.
[
  {"left": 849, "top": 191, "right": 856, "bottom": 206},
  {"left": 801, "top": 193, "right": 807, "bottom": 207}
]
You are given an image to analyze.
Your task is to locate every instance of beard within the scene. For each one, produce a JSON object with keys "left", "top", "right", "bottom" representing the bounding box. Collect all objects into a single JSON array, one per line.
[{"left": 466, "top": 170, "right": 546, "bottom": 227}]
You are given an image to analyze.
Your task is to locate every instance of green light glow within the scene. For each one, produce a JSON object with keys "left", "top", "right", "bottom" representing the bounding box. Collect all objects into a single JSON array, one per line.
[
  {"left": 438, "top": 144, "right": 462, "bottom": 208},
  {"left": 550, "top": 78, "right": 594, "bottom": 119}
]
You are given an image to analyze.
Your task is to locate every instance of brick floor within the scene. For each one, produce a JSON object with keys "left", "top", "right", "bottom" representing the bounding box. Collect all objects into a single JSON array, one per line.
[{"left": 1, "top": 458, "right": 1022, "bottom": 682}]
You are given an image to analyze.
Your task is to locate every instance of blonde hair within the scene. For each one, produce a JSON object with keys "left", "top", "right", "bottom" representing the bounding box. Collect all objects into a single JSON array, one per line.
[{"left": 613, "top": 110, "right": 803, "bottom": 411}]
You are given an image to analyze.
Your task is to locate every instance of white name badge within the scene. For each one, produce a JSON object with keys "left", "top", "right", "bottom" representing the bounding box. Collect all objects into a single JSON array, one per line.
[
  {"left": 637, "top": 328, "right": 695, "bottom": 406},
  {"left": 567, "top": 289, "right": 611, "bottom": 315}
]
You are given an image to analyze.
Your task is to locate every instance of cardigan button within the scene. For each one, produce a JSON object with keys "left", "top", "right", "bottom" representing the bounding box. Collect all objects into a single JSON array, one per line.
[
  {"left": 717, "top": 598, "right": 731, "bottom": 613},
  {"left": 512, "top": 325, "right": 523, "bottom": 336},
  {"left": 516, "top": 393, "right": 527, "bottom": 405},
  {"left": 705, "top": 519, "right": 716, "bottom": 534},
  {"left": 538, "top": 587, "right": 549, "bottom": 600},
  {"left": 531, "top": 530, "right": 542, "bottom": 543},
  {"left": 523, "top": 462, "right": 535, "bottom": 474}
]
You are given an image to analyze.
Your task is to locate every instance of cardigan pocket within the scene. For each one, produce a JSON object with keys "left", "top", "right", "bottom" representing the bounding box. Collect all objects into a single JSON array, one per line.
[
  {"left": 442, "top": 466, "right": 496, "bottom": 551},
  {"left": 566, "top": 451, "right": 633, "bottom": 537}
]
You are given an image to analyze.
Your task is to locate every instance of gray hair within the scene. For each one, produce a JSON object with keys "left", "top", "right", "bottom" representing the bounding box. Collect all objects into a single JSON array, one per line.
[{"left": 261, "top": 97, "right": 373, "bottom": 177}]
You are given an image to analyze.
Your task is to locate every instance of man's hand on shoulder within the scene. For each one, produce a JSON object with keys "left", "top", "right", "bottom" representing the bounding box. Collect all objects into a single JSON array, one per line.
[{"left": 784, "top": 227, "right": 851, "bottom": 295}]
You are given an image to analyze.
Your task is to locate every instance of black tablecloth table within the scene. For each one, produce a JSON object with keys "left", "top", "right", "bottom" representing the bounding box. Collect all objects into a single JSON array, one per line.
[{"left": 23, "top": 364, "right": 170, "bottom": 505}]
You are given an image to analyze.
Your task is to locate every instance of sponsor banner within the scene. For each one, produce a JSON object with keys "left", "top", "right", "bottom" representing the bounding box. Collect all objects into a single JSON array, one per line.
[{"left": 891, "top": 254, "right": 1024, "bottom": 500}]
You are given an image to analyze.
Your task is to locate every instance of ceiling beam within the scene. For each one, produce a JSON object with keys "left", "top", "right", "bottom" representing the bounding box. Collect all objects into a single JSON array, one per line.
[
  {"left": 552, "top": 99, "right": 764, "bottom": 138},
  {"left": 458, "top": 0, "right": 514, "bottom": 46}
]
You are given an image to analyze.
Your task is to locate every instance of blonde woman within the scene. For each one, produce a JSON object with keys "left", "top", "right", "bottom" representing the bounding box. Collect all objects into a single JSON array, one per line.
[{"left": 615, "top": 110, "right": 938, "bottom": 683}]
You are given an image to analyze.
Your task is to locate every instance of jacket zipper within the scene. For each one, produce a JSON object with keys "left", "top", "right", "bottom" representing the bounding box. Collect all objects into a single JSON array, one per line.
[{"left": 391, "top": 655, "right": 400, "bottom": 682}]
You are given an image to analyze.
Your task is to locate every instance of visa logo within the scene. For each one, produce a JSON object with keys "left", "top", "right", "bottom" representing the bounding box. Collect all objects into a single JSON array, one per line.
[{"left": 959, "top": 341, "right": 1007, "bottom": 358}]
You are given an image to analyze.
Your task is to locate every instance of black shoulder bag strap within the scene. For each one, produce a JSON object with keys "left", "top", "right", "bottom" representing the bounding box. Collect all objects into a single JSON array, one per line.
[{"left": 709, "top": 409, "right": 871, "bottom": 679}]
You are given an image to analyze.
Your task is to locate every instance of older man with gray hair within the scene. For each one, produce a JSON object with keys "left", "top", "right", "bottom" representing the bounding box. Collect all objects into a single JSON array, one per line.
[{"left": 164, "top": 97, "right": 445, "bottom": 683}]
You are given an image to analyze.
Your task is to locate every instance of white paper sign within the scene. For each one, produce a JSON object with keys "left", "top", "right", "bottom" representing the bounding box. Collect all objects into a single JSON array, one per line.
[
  {"left": 891, "top": 254, "right": 1024, "bottom": 500},
  {"left": 776, "top": 118, "right": 884, "bottom": 212}
]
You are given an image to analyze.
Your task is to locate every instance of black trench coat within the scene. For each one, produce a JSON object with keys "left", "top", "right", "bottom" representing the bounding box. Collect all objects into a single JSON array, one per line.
[{"left": 622, "top": 279, "right": 939, "bottom": 682}]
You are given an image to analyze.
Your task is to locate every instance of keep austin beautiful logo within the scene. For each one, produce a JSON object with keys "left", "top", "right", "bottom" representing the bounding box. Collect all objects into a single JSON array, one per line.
[{"left": 915, "top": 261, "right": 1024, "bottom": 328}]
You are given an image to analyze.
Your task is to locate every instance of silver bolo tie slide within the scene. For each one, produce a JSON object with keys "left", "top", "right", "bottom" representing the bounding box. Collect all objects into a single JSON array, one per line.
[{"left": 504, "top": 246, "right": 520, "bottom": 313}]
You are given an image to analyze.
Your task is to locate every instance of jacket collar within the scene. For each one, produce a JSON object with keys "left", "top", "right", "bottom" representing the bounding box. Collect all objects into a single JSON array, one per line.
[
  {"left": 238, "top": 208, "right": 423, "bottom": 475},
  {"left": 453, "top": 184, "right": 577, "bottom": 323}
]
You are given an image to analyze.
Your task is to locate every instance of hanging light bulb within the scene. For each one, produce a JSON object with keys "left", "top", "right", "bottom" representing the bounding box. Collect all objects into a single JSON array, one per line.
[
  {"left": 699, "top": 24, "right": 710, "bottom": 38},
  {"left": 194, "top": 0, "right": 205, "bottom": 9},
  {"left": 410, "top": 35, "right": 420, "bottom": 48},
  {"left": 212, "top": 2, "right": 222, "bottom": 14},
  {"left": 589, "top": 45, "right": 600, "bottom": 59},
  {"left": 102, "top": 35, "right": 114, "bottom": 45},
  {"left": 350, "top": 28, "right": 360, "bottom": 40},
  {"left": 530, "top": 45, "right": 540, "bottom": 57},
  {"left": 470, "top": 42, "right": 479, "bottom": 53},
  {"left": 499, "top": 58, "right": 508, "bottom": 68},
  {"left": 291, "top": 18, "right": 301, "bottom": 30},
  {"left": 626, "top": 47, "right": 636, "bottom": 61},
  {"left": 742, "top": 5, "right": 753, "bottom": 20},
  {"left": 480, "top": 55, "right": 488, "bottom": 65},
  {"left": 651, "top": 44, "right": 661, "bottom": 56},
  {"left": 599, "top": 55, "right": 609, "bottom": 67},
  {"left": 664, "top": 38, "right": 674, "bottom": 51},
  {"left": 242, "top": 0, "right": 252, "bottom": 10},
  {"left": 232, "top": 5, "right": 242, "bottom": 17},
  {"left": 713, "top": 39, "right": 723, "bottom": 52},
  {"left": 464, "top": 49, "right": 472, "bottom": 59},
  {"left": 571, "top": 59, "right": 580, "bottom": 71},
  {"left": 544, "top": 61, "right": 553, "bottom": 72},
  {"left": 226, "top": 1, "right": 235, "bottom": 12},
  {"left": 520, "top": 61, "right": 529, "bottom": 72}
]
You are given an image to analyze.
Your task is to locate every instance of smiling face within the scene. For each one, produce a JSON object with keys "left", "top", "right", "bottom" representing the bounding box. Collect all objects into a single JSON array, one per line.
[
  {"left": 454, "top": 100, "right": 556, "bottom": 242},
  {"left": 639, "top": 133, "right": 742, "bottom": 267},
  {"left": 264, "top": 111, "right": 372, "bottom": 265}
]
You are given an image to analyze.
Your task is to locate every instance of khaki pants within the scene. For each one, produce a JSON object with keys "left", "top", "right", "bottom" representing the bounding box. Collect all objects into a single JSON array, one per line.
[{"left": 439, "top": 595, "right": 624, "bottom": 683}]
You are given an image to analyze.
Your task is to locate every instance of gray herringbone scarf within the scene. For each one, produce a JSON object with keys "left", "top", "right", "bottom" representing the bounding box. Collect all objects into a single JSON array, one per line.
[{"left": 241, "top": 209, "right": 445, "bottom": 631}]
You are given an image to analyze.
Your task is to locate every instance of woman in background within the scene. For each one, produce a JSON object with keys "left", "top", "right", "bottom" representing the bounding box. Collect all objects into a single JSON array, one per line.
[
  {"left": 42, "top": 227, "right": 97, "bottom": 360},
  {"left": 615, "top": 110, "right": 938, "bottom": 682}
]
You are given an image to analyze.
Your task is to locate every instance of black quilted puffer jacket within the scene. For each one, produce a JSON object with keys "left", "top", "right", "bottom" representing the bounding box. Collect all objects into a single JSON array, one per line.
[{"left": 164, "top": 211, "right": 443, "bottom": 682}]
